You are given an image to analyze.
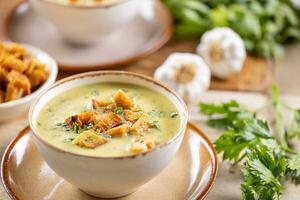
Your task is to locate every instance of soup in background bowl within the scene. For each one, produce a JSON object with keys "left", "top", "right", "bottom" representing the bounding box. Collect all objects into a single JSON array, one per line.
[{"left": 29, "top": 71, "right": 188, "bottom": 198}]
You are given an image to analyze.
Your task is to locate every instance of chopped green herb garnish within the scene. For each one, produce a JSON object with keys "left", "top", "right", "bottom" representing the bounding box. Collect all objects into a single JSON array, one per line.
[
  {"left": 170, "top": 111, "right": 178, "bottom": 118},
  {"left": 83, "top": 122, "right": 94, "bottom": 130},
  {"left": 147, "top": 110, "right": 164, "bottom": 119},
  {"left": 101, "top": 133, "right": 112, "bottom": 139},
  {"left": 114, "top": 107, "right": 123, "bottom": 114},
  {"left": 72, "top": 123, "right": 80, "bottom": 134},
  {"left": 37, "top": 122, "right": 41, "bottom": 126},
  {"left": 56, "top": 122, "right": 71, "bottom": 130},
  {"left": 90, "top": 89, "right": 100, "bottom": 96},
  {"left": 63, "top": 137, "right": 74, "bottom": 143},
  {"left": 152, "top": 120, "right": 160, "bottom": 130},
  {"left": 47, "top": 108, "right": 53, "bottom": 112},
  {"left": 56, "top": 122, "right": 66, "bottom": 127}
]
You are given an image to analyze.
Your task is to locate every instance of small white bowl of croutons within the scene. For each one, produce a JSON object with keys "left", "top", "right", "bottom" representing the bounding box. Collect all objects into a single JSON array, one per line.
[{"left": 0, "top": 42, "right": 58, "bottom": 121}]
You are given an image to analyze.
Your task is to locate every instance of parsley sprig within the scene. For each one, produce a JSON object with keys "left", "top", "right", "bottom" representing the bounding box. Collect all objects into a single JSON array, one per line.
[{"left": 199, "top": 85, "right": 300, "bottom": 199}]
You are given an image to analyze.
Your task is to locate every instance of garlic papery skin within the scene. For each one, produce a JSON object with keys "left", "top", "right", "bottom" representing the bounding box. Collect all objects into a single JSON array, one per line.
[
  {"left": 291, "top": 0, "right": 300, "bottom": 9},
  {"left": 154, "top": 53, "right": 211, "bottom": 105},
  {"left": 196, "top": 27, "right": 246, "bottom": 79}
]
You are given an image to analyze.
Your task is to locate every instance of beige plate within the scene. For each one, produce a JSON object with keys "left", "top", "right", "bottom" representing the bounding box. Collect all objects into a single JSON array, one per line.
[
  {"left": 1, "top": 123, "right": 218, "bottom": 200},
  {"left": 4, "top": 0, "right": 173, "bottom": 71}
]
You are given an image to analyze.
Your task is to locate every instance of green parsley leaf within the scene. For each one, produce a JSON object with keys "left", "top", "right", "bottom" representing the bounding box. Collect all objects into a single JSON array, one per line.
[
  {"left": 287, "top": 154, "right": 300, "bottom": 184},
  {"left": 241, "top": 144, "right": 287, "bottom": 200},
  {"left": 170, "top": 111, "right": 178, "bottom": 118},
  {"left": 114, "top": 107, "right": 123, "bottom": 114},
  {"left": 199, "top": 85, "right": 300, "bottom": 199},
  {"left": 288, "top": 110, "right": 300, "bottom": 139},
  {"left": 72, "top": 123, "right": 80, "bottom": 134},
  {"left": 152, "top": 120, "right": 160, "bottom": 130}
]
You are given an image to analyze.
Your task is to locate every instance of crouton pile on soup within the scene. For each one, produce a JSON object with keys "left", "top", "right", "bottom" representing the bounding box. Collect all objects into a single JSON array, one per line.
[
  {"left": 0, "top": 42, "right": 48, "bottom": 103},
  {"left": 36, "top": 83, "right": 181, "bottom": 157}
]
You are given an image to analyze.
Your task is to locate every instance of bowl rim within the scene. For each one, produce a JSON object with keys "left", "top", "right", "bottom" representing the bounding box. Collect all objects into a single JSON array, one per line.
[
  {"left": 37, "top": 0, "right": 134, "bottom": 9},
  {"left": 29, "top": 70, "right": 188, "bottom": 160},
  {"left": 0, "top": 42, "right": 58, "bottom": 108}
]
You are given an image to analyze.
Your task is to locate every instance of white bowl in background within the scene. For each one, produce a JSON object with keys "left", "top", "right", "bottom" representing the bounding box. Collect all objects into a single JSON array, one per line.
[
  {"left": 0, "top": 43, "right": 58, "bottom": 122},
  {"left": 29, "top": 71, "right": 188, "bottom": 198},
  {"left": 29, "top": 0, "right": 151, "bottom": 44}
]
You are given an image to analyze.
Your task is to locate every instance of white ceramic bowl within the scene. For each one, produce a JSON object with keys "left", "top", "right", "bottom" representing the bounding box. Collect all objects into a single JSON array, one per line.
[
  {"left": 0, "top": 43, "right": 58, "bottom": 122},
  {"left": 29, "top": 0, "right": 150, "bottom": 44},
  {"left": 29, "top": 71, "right": 188, "bottom": 198}
]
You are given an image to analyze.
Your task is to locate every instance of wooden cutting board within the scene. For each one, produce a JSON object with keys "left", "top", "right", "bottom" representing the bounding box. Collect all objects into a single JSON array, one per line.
[{"left": 0, "top": 0, "right": 272, "bottom": 92}]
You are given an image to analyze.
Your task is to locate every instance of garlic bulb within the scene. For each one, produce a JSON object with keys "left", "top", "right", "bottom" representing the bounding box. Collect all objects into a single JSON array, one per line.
[
  {"left": 154, "top": 53, "right": 210, "bottom": 104},
  {"left": 291, "top": 0, "right": 300, "bottom": 9},
  {"left": 196, "top": 27, "right": 246, "bottom": 79}
]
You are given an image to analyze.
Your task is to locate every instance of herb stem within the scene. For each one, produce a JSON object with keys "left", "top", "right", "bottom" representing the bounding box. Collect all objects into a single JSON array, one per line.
[{"left": 234, "top": 153, "right": 247, "bottom": 166}]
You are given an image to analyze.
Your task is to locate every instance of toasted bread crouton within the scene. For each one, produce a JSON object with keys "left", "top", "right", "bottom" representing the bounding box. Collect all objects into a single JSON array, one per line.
[
  {"left": 95, "top": 112, "right": 122, "bottom": 133},
  {"left": 0, "top": 90, "right": 5, "bottom": 103},
  {"left": 92, "top": 99, "right": 116, "bottom": 113},
  {"left": 1, "top": 55, "right": 27, "bottom": 73},
  {"left": 6, "top": 43, "right": 28, "bottom": 59},
  {"left": 65, "top": 111, "right": 96, "bottom": 127},
  {"left": 130, "top": 114, "right": 151, "bottom": 134},
  {"left": 74, "top": 130, "right": 108, "bottom": 149},
  {"left": 145, "top": 138, "right": 155, "bottom": 150},
  {"left": 5, "top": 83, "right": 23, "bottom": 101},
  {"left": 28, "top": 67, "right": 47, "bottom": 88},
  {"left": 0, "top": 67, "right": 8, "bottom": 83},
  {"left": 7, "top": 70, "right": 31, "bottom": 95},
  {"left": 130, "top": 142, "right": 148, "bottom": 154},
  {"left": 123, "top": 110, "right": 143, "bottom": 122},
  {"left": 113, "top": 90, "right": 133, "bottom": 109},
  {"left": 107, "top": 124, "right": 128, "bottom": 137},
  {"left": 129, "top": 137, "right": 155, "bottom": 154}
]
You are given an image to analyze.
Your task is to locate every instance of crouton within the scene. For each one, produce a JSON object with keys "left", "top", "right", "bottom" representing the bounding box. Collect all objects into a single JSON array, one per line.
[
  {"left": 92, "top": 99, "right": 116, "bottom": 113},
  {"left": 145, "top": 138, "right": 155, "bottom": 150},
  {"left": 129, "top": 137, "right": 155, "bottom": 154},
  {"left": 113, "top": 90, "right": 133, "bottom": 109},
  {"left": 95, "top": 112, "right": 122, "bottom": 133},
  {"left": 28, "top": 67, "right": 48, "bottom": 88},
  {"left": 5, "top": 83, "right": 23, "bottom": 101},
  {"left": 65, "top": 111, "right": 96, "bottom": 127},
  {"left": 7, "top": 70, "right": 31, "bottom": 95},
  {"left": 74, "top": 130, "right": 108, "bottom": 149},
  {"left": 6, "top": 43, "right": 28, "bottom": 59},
  {"left": 129, "top": 142, "right": 148, "bottom": 154},
  {"left": 0, "top": 67, "right": 8, "bottom": 83},
  {"left": 0, "top": 90, "right": 5, "bottom": 103},
  {"left": 1, "top": 55, "right": 27, "bottom": 72},
  {"left": 130, "top": 114, "right": 151, "bottom": 134},
  {"left": 123, "top": 109, "right": 143, "bottom": 122},
  {"left": 107, "top": 124, "right": 128, "bottom": 137}
]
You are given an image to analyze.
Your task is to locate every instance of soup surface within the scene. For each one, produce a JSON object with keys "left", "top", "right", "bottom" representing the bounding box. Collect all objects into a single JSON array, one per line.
[
  {"left": 36, "top": 83, "right": 181, "bottom": 157},
  {"left": 45, "top": 0, "right": 122, "bottom": 6}
]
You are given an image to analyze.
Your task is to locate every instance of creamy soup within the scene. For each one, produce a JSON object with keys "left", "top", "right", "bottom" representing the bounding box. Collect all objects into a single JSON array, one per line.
[
  {"left": 45, "top": 0, "right": 122, "bottom": 6},
  {"left": 36, "top": 83, "right": 181, "bottom": 157}
]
